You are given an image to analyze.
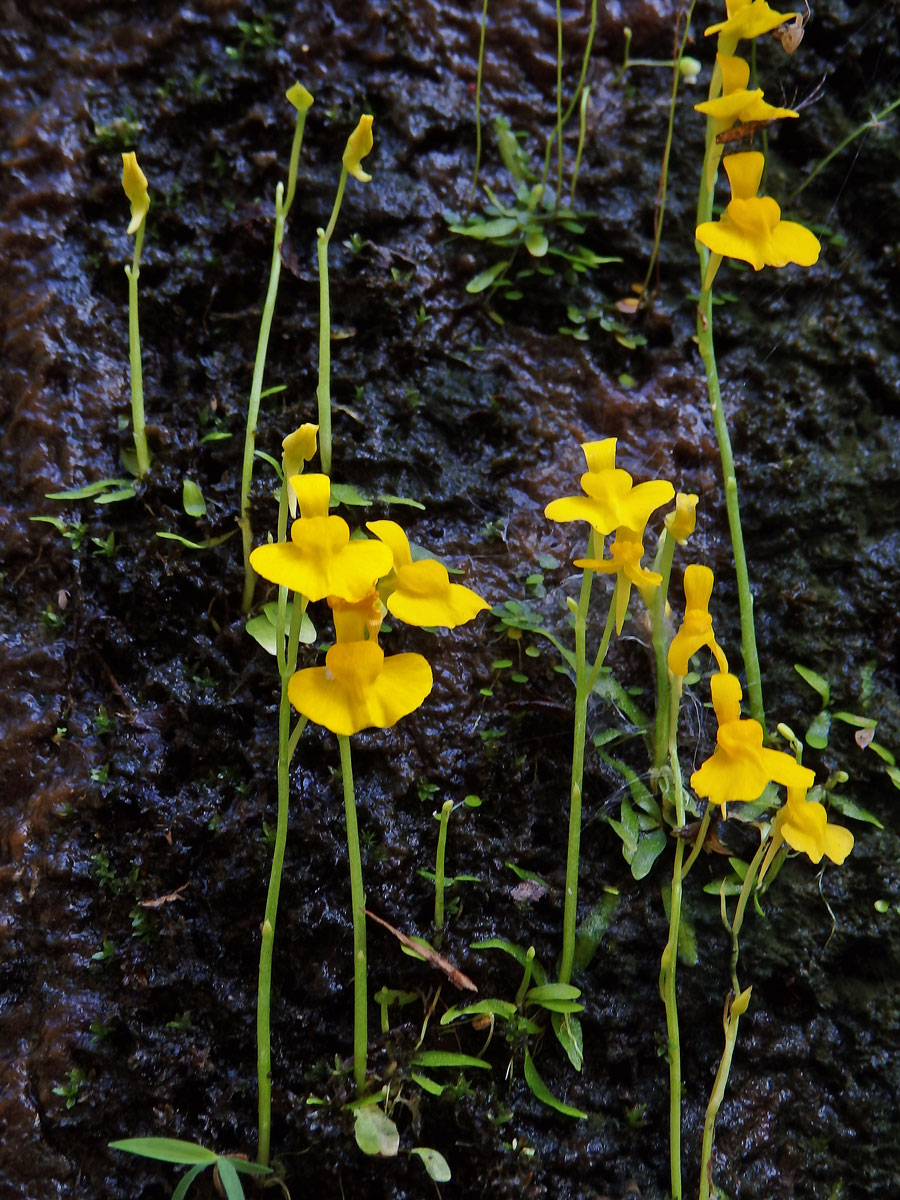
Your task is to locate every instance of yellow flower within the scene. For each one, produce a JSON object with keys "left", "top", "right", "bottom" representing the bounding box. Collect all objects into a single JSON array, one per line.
[
  {"left": 121, "top": 152, "right": 149, "bottom": 236},
  {"left": 343, "top": 115, "right": 375, "bottom": 182},
  {"left": 282, "top": 424, "right": 319, "bottom": 517},
  {"left": 667, "top": 564, "right": 729, "bottom": 676},
  {"left": 665, "top": 493, "right": 699, "bottom": 545},
  {"left": 690, "top": 673, "right": 814, "bottom": 810},
  {"left": 285, "top": 82, "right": 314, "bottom": 113},
  {"left": 772, "top": 786, "right": 854, "bottom": 865},
  {"left": 694, "top": 55, "right": 798, "bottom": 125},
  {"left": 705, "top": 0, "right": 797, "bottom": 44},
  {"left": 249, "top": 474, "right": 392, "bottom": 602},
  {"left": 696, "top": 151, "right": 821, "bottom": 272},
  {"left": 288, "top": 591, "right": 432, "bottom": 736},
  {"left": 289, "top": 640, "right": 432, "bottom": 736},
  {"left": 366, "top": 520, "right": 489, "bottom": 628},
  {"left": 545, "top": 439, "right": 674, "bottom": 536},
  {"left": 576, "top": 527, "right": 662, "bottom": 635}
]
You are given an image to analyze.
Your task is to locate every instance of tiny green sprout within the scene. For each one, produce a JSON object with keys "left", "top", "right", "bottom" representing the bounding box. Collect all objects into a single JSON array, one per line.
[
  {"left": 90, "top": 764, "right": 110, "bottom": 785},
  {"left": 166, "top": 1011, "right": 193, "bottom": 1033},
  {"left": 94, "top": 705, "right": 115, "bottom": 734},
  {"left": 41, "top": 605, "right": 65, "bottom": 630},
  {"left": 433, "top": 799, "right": 456, "bottom": 938},
  {"left": 89, "top": 1019, "right": 114, "bottom": 1045},
  {"left": 626, "top": 1101, "right": 649, "bottom": 1129},
  {"left": 90, "top": 532, "right": 118, "bottom": 558},
  {"left": 344, "top": 231, "right": 366, "bottom": 255},
  {"left": 415, "top": 302, "right": 431, "bottom": 328},
  {"left": 417, "top": 778, "right": 439, "bottom": 804},
  {"left": 53, "top": 1067, "right": 87, "bottom": 1109},
  {"left": 129, "top": 906, "right": 155, "bottom": 940},
  {"left": 91, "top": 938, "right": 117, "bottom": 964}
]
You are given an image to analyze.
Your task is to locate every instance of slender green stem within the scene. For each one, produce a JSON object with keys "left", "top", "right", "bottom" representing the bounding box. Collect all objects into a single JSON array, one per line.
[
  {"left": 515, "top": 946, "right": 536, "bottom": 1009},
  {"left": 559, "top": 551, "right": 616, "bottom": 986},
  {"left": 568, "top": 86, "right": 590, "bottom": 208},
  {"left": 698, "top": 836, "right": 767, "bottom": 1198},
  {"left": 640, "top": 0, "right": 696, "bottom": 299},
  {"left": 338, "top": 733, "right": 368, "bottom": 1093},
  {"left": 650, "top": 529, "right": 677, "bottom": 770},
  {"left": 545, "top": 0, "right": 599, "bottom": 197},
  {"left": 680, "top": 806, "right": 712, "bottom": 880},
  {"left": 125, "top": 222, "right": 150, "bottom": 480},
  {"left": 239, "top": 106, "right": 309, "bottom": 614},
  {"left": 695, "top": 283, "right": 764, "bottom": 728},
  {"left": 554, "top": 0, "right": 563, "bottom": 207},
  {"left": 433, "top": 799, "right": 454, "bottom": 939},
  {"left": 468, "top": 0, "right": 490, "bottom": 209},
  {"left": 257, "top": 597, "right": 307, "bottom": 1166},
  {"left": 659, "top": 682, "right": 687, "bottom": 1200},
  {"left": 316, "top": 170, "right": 349, "bottom": 478},
  {"left": 788, "top": 94, "right": 900, "bottom": 203}
]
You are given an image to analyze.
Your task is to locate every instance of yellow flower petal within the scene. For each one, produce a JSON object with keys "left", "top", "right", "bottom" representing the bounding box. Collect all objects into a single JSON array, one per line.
[
  {"left": 388, "top": 560, "right": 489, "bottom": 628},
  {"left": 668, "top": 564, "right": 729, "bottom": 676},
  {"left": 343, "top": 115, "right": 374, "bottom": 183},
  {"left": 705, "top": 0, "right": 797, "bottom": 42},
  {"left": 768, "top": 219, "right": 821, "bottom": 267},
  {"left": 665, "top": 493, "right": 699, "bottom": 544},
  {"left": 697, "top": 216, "right": 767, "bottom": 270},
  {"left": 366, "top": 519, "right": 413, "bottom": 569},
  {"left": 121, "top": 152, "right": 149, "bottom": 236},
  {"left": 293, "top": 473, "right": 331, "bottom": 519},
  {"left": 285, "top": 82, "right": 314, "bottom": 113},
  {"left": 250, "top": 519, "right": 392, "bottom": 602},
  {"left": 288, "top": 642, "right": 432, "bottom": 735},
  {"left": 282, "top": 425, "right": 319, "bottom": 517},
  {"left": 581, "top": 438, "right": 617, "bottom": 473},
  {"left": 723, "top": 150, "right": 765, "bottom": 200}
]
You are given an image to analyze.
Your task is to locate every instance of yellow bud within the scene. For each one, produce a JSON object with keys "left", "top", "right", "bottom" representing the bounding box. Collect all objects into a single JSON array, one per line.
[
  {"left": 665, "top": 493, "right": 699, "bottom": 544},
  {"left": 121, "top": 152, "right": 149, "bottom": 236},
  {"left": 731, "top": 986, "right": 753, "bottom": 1017},
  {"left": 343, "top": 115, "right": 374, "bottom": 183},
  {"left": 282, "top": 424, "right": 319, "bottom": 517},
  {"left": 286, "top": 82, "right": 314, "bottom": 113}
]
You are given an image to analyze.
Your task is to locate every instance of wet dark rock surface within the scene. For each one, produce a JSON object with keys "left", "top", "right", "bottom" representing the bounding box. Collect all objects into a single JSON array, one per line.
[{"left": 2, "top": 1, "right": 899, "bottom": 1197}]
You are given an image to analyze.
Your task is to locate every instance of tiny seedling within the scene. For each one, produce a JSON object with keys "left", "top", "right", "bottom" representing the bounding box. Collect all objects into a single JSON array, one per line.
[{"left": 109, "top": 1138, "right": 270, "bottom": 1200}]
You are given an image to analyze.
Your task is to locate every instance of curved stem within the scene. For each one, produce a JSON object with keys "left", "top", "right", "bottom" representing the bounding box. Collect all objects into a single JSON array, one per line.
[
  {"left": 468, "top": 0, "right": 490, "bottom": 210},
  {"left": 650, "top": 529, "right": 676, "bottom": 770},
  {"left": 338, "top": 733, "right": 368, "bottom": 1092},
  {"left": 433, "top": 799, "right": 454, "bottom": 939}
]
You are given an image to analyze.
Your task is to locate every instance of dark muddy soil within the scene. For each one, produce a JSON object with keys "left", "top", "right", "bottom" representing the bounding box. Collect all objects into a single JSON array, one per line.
[{"left": 2, "top": 2, "right": 899, "bottom": 1198}]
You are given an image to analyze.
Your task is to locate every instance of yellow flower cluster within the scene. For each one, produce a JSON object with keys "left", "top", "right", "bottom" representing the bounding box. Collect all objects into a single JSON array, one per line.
[
  {"left": 667, "top": 567, "right": 853, "bottom": 865},
  {"left": 250, "top": 465, "right": 488, "bottom": 736},
  {"left": 544, "top": 438, "right": 676, "bottom": 633},
  {"left": 695, "top": 6, "right": 820, "bottom": 275}
]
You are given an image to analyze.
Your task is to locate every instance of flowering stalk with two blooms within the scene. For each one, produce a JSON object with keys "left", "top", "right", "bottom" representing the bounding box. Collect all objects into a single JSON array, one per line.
[{"left": 249, "top": 469, "right": 487, "bottom": 1129}]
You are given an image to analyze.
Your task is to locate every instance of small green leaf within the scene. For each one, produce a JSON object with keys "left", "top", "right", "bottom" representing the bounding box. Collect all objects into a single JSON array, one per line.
[
  {"left": 410, "top": 1147, "right": 452, "bottom": 1182},
  {"left": 470, "top": 937, "right": 529, "bottom": 967},
  {"left": 182, "top": 479, "right": 207, "bottom": 518},
  {"left": 524, "top": 228, "right": 549, "bottom": 257},
  {"left": 448, "top": 217, "right": 518, "bottom": 239},
  {"left": 441, "top": 999, "right": 517, "bottom": 1025},
  {"left": 108, "top": 1138, "right": 218, "bottom": 1165},
  {"left": 171, "top": 1164, "right": 207, "bottom": 1200},
  {"left": 827, "top": 794, "right": 884, "bottom": 828},
  {"left": 465, "top": 260, "right": 512, "bottom": 294},
  {"left": 156, "top": 530, "right": 237, "bottom": 551},
  {"left": 794, "top": 664, "right": 830, "bottom": 706},
  {"left": 525, "top": 983, "right": 581, "bottom": 1004},
  {"left": 375, "top": 492, "right": 426, "bottom": 510},
  {"left": 869, "top": 741, "right": 897, "bottom": 766},
  {"left": 330, "top": 483, "right": 371, "bottom": 507},
  {"left": 95, "top": 487, "right": 137, "bottom": 505},
  {"left": 630, "top": 829, "right": 667, "bottom": 881},
  {"left": 832, "top": 711, "right": 877, "bottom": 729},
  {"left": 805, "top": 709, "right": 832, "bottom": 749},
  {"left": 199, "top": 430, "right": 232, "bottom": 444},
  {"left": 411, "top": 1072, "right": 446, "bottom": 1096},
  {"left": 215, "top": 1157, "right": 245, "bottom": 1200},
  {"left": 522, "top": 1050, "right": 587, "bottom": 1119},
  {"left": 253, "top": 449, "right": 283, "bottom": 480},
  {"left": 887, "top": 766, "right": 900, "bottom": 791},
  {"left": 30, "top": 515, "right": 69, "bottom": 533},
  {"left": 551, "top": 1010, "right": 584, "bottom": 1072},
  {"left": 46, "top": 478, "right": 133, "bottom": 501},
  {"left": 354, "top": 1105, "right": 400, "bottom": 1157},
  {"left": 411, "top": 1050, "right": 491, "bottom": 1070}
]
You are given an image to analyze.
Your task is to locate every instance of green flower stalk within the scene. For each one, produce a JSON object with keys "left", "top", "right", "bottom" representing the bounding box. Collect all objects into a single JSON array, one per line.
[
  {"left": 433, "top": 798, "right": 455, "bottom": 942},
  {"left": 338, "top": 733, "right": 368, "bottom": 1092},
  {"left": 121, "top": 153, "right": 151, "bottom": 480},
  {"left": 316, "top": 115, "right": 375, "bottom": 477},
  {"left": 239, "top": 83, "right": 313, "bottom": 615}
]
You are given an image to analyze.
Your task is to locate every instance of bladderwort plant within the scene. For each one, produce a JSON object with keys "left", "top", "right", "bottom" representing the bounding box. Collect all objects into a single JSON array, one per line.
[{"left": 248, "top": 470, "right": 487, "bottom": 1158}]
